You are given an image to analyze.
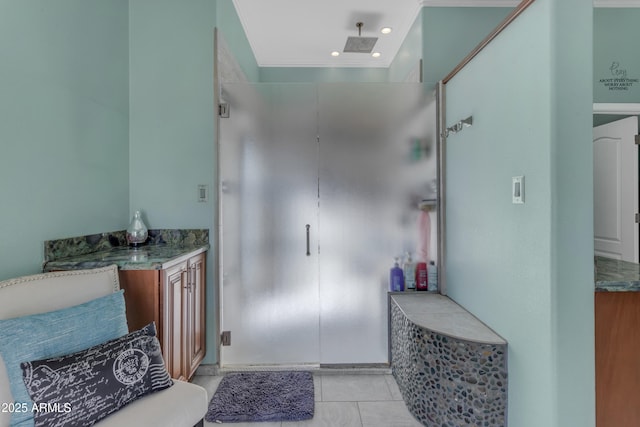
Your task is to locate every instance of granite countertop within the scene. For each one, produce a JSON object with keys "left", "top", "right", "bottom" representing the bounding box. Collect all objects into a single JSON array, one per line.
[
  {"left": 390, "top": 293, "right": 506, "bottom": 345},
  {"left": 595, "top": 255, "right": 640, "bottom": 292},
  {"left": 43, "top": 244, "right": 208, "bottom": 271},
  {"left": 42, "top": 229, "right": 209, "bottom": 272}
]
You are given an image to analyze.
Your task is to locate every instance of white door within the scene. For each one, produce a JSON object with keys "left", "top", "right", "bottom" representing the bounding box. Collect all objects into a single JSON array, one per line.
[{"left": 593, "top": 116, "right": 639, "bottom": 262}]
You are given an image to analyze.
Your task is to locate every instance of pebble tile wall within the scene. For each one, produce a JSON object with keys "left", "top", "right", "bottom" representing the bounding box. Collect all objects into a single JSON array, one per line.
[{"left": 390, "top": 300, "right": 508, "bottom": 427}]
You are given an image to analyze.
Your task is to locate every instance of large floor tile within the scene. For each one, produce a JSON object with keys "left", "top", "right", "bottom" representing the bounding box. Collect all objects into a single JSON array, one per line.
[
  {"left": 192, "top": 374, "right": 223, "bottom": 398},
  {"left": 384, "top": 375, "right": 404, "bottom": 401},
  {"left": 313, "top": 374, "right": 322, "bottom": 401},
  {"left": 321, "top": 375, "right": 393, "bottom": 402},
  {"left": 358, "top": 401, "right": 423, "bottom": 427},
  {"left": 286, "top": 402, "right": 362, "bottom": 427}
]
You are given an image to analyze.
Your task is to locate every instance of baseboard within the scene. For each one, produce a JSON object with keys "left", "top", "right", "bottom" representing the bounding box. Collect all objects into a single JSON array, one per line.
[
  {"left": 195, "top": 363, "right": 391, "bottom": 376},
  {"left": 194, "top": 364, "right": 220, "bottom": 376},
  {"left": 318, "top": 363, "right": 391, "bottom": 375}
]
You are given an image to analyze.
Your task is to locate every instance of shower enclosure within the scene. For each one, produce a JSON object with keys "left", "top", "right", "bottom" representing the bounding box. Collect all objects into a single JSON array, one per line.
[{"left": 219, "top": 82, "right": 437, "bottom": 367}]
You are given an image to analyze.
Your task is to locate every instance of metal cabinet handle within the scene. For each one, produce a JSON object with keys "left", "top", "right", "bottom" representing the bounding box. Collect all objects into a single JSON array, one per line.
[{"left": 306, "top": 224, "right": 311, "bottom": 256}]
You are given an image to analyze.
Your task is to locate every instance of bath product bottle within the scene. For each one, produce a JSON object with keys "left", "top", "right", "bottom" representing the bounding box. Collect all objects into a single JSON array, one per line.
[
  {"left": 390, "top": 257, "right": 404, "bottom": 292},
  {"left": 403, "top": 252, "right": 416, "bottom": 290},
  {"left": 428, "top": 261, "right": 438, "bottom": 292},
  {"left": 415, "top": 262, "right": 428, "bottom": 291}
]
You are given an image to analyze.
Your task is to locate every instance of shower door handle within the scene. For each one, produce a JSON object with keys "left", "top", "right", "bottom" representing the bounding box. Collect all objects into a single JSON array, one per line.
[{"left": 306, "top": 224, "right": 311, "bottom": 256}]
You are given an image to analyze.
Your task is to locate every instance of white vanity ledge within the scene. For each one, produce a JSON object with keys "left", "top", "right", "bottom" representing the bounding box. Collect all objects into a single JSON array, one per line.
[{"left": 391, "top": 293, "right": 506, "bottom": 345}]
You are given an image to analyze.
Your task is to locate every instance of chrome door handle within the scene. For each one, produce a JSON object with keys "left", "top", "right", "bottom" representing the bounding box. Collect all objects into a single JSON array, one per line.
[{"left": 306, "top": 224, "right": 311, "bottom": 256}]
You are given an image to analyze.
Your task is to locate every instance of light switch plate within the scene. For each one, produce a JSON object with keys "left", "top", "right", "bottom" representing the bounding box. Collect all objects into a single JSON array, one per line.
[
  {"left": 512, "top": 176, "right": 524, "bottom": 204},
  {"left": 198, "top": 184, "right": 208, "bottom": 202}
]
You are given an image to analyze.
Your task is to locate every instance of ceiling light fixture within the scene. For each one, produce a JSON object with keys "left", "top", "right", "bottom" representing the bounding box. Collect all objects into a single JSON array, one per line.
[
  {"left": 372, "top": 52, "right": 381, "bottom": 58},
  {"left": 331, "top": 51, "right": 340, "bottom": 57},
  {"left": 381, "top": 27, "right": 392, "bottom": 35}
]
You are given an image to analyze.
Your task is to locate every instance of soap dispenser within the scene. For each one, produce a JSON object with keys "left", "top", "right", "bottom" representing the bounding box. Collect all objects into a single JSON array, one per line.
[
  {"left": 390, "top": 257, "right": 404, "bottom": 292},
  {"left": 428, "top": 260, "right": 438, "bottom": 292},
  {"left": 403, "top": 252, "right": 416, "bottom": 291}
]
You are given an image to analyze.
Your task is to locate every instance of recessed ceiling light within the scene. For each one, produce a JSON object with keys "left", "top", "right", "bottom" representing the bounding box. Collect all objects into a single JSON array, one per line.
[
  {"left": 381, "top": 27, "right": 392, "bottom": 35},
  {"left": 331, "top": 51, "right": 340, "bottom": 57},
  {"left": 372, "top": 52, "right": 381, "bottom": 58}
]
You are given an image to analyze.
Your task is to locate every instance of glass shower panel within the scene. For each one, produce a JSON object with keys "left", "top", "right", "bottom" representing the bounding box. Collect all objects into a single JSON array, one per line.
[
  {"left": 219, "top": 83, "right": 320, "bottom": 366},
  {"left": 317, "top": 84, "right": 437, "bottom": 364}
]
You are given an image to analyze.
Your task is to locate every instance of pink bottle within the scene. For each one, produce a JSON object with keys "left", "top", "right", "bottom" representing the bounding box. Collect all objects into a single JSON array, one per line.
[{"left": 415, "top": 262, "right": 428, "bottom": 291}]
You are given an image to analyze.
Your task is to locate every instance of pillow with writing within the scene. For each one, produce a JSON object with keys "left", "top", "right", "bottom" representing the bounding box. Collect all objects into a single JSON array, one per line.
[{"left": 20, "top": 322, "right": 172, "bottom": 427}]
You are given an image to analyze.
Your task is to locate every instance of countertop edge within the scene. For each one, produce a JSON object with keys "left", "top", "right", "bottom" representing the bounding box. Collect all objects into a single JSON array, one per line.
[
  {"left": 160, "top": 246, "right": 208, "bottom": 270},
  {"left": 43, "top": 244, "right": 210, "bottom": 272},
  {"left": 594, "top": 256, "right": 640, "bottom": 292},
  {"left": 595, "top": 281, "right": 640, "bottom": 292},
  {"left": 390, "top": 293, "right": 507, "bottom": 346}
]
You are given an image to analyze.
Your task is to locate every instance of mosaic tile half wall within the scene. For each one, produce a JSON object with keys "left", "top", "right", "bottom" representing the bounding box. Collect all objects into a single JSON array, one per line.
[{"left": 390, "top": 299, "right": 508, "bottom": 427}]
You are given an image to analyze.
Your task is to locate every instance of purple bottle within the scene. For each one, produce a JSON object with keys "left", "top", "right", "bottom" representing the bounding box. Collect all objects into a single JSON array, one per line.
[{"left": 390, "top": 257, "right": 404, "bottom": 292}]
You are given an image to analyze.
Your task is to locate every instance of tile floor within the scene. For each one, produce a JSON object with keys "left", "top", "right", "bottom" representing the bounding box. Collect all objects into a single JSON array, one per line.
[{"left": 191, "top": 373, "right": 424, "bottom": 427}]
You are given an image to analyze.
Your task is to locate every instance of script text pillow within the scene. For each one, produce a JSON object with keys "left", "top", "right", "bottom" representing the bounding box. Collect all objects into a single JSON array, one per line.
[{"left": 21, "top": 322, "right": 173, "bottom": 427}]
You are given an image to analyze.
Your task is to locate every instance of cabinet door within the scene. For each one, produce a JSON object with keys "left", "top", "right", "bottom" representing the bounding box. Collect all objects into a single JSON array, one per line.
[
  {"left": 186, "top": 253, "right": 206, "bottom": 379},
  {"left": 117, "top": 270, "right": 160, "bottom": 333},
  {"left": 162, "top": 261, "right": 188, "bottom": 381},
  {"left": 596, "top": 292, "right": 640, "bottom": 427}
]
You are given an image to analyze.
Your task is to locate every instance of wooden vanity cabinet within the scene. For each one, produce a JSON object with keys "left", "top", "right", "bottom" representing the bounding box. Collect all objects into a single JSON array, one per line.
[
  {"left": 118, "top": 252, "right": 206, "bottom": 381},
  {"left": 595, "top": 291, "right": 640, "bottom": 427}
]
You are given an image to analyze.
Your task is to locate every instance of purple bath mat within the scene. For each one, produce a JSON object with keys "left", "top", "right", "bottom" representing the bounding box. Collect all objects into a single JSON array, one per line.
[{"left": 205, "top": 371, "right": 315, "bottom": 423}]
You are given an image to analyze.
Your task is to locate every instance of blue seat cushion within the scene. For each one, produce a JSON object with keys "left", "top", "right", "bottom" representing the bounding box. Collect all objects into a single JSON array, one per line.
[{"left": 0, "top": 290, "right": 128, "bottom": 427}]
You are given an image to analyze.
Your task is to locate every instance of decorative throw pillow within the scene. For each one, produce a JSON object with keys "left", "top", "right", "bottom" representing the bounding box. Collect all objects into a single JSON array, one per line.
[
  {"left": 0, "top": 290, "right": 128, "bottom": 427},
  {"left": 20, "top": 322, "right": 173, "bottom": 427}
]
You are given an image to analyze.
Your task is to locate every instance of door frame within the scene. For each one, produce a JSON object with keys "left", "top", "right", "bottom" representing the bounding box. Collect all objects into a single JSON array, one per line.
[
  {"left": 593, "top": 103, "right": 640, "bottom": 115},
  {"left": 593, "top": 103, "right": 640, "bottom": 263}
]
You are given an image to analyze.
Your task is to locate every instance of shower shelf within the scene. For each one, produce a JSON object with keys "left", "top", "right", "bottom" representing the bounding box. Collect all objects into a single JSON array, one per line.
[{"left": 418, "top": 199, "right": 436, "bottom": 211}]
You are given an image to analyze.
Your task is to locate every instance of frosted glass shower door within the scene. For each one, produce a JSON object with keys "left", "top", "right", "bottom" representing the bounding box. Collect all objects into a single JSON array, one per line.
[
  {"left": 219, "top": 83, "right": 437, "bottom": 367},
  {"left": 317, "top": 84, "right": 436, "bottom": 364},
  {"left": 219, "top": 84, "right": 320, "bottom": 366}
]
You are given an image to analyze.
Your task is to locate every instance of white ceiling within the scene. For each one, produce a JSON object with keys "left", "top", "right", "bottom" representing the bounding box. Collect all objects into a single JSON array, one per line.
[
  {"left": 231, "top": 0, "right": 518, "bottom": 68},
  {"left": 232, "top": 0, "right": 639, "bottom": 69}
]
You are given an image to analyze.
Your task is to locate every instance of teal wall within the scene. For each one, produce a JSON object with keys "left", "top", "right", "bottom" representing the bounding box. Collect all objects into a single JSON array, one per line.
[
  {"left": 593, "top": 8, "right": 640, "bottom": 103},
  {"left": 444, "top": 0, "right": 593, "bottom": 426},
  {"left": 0, "top": 0, "right": 130, "bottom": 280},
  {"left": 551, "top": 0, "right": 594, "bottom": 424},
  {"left": 216, "top": 0, "right": 259, "bottom": 82},
  {"left": 129, "top": 0, "right": 224, "bottom": 365},
  {"left": 388, "top": 8, "right": 423, "bottom": 83},
  {"left": 128, "top": 0, "right": 257, "bottom": 365},
  {"left": 422, "top": 7, "right": 512, "bottom": 88},
  {"left": 259, "top": 67, "right": 388, "bottom": 83},
  {"left": 129, "top": 0, "right": 217, "bottom": 232}
]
